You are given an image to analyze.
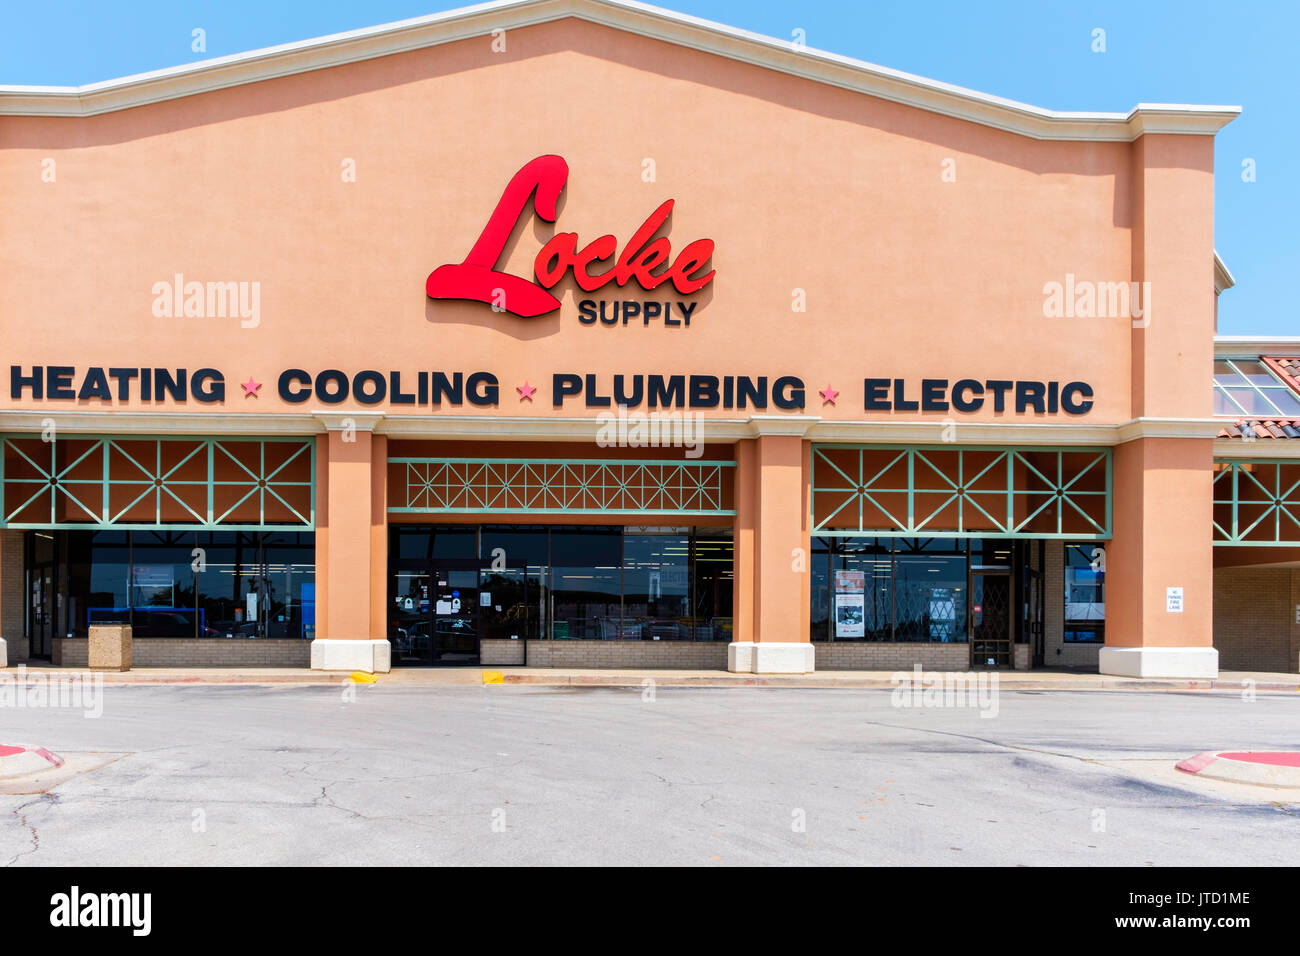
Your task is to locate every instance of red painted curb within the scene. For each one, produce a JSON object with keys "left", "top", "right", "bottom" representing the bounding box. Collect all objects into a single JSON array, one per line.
[
  {"left": 31, "top": 747, "right": 65, "bottom": 768},
  {"left": 0, "top": 745, "right": 63, "bottom": 777},
  {"left": 1219, "top": 751, "right": 1300, "bottom": 767},
  {"left": 1175, "top": 751, "right": 1220, "bottom": 774}
]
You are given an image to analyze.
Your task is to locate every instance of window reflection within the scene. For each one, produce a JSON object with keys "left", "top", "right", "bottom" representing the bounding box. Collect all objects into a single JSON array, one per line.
[
  {"left": 388, "top": 524, "right": 735, "bottom": 642},
  {"left": 830, "top": 538, "right": 892, "bottom": 641},
  {"left": 893, "top": 553, "right": 965, "bottom": 642},
  {"left": 1064, "top": 543, "right": 1105, "bottom": 643},
  {"left": 691, "top": 529, "right": 733, "bottom": 642},
  {"left": 623, "top": 528, "right": 690, "bottom": 640},
  {"left": 35, "top": 530, "right": 315, "bottom": 639},
  {"left": 815, "top": 537, "right": 980, "bottom": 643},
  {"left": 550, "top": 527, "right": 622, "bottom": 639}
]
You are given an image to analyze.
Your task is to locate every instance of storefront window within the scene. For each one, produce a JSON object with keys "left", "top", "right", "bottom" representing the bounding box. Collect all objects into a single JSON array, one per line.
[
  {"left": 391, "top": 527, "right": 434, "bottom": 562},
  {"left": 1064, "top": 543, "right": 1105, "bottom": 642},
  {"left": 691, "top": 528, "right": 733, "bottom": 642},
  {"left": 389, "top": 524, "right": 735, "bottom": 643},
  {"left": 893, "top": 546, "right": 965, "bottom": 642},
  {"left": 969, "top": 539, "right": 1013, "bottom": 567},
  {"left": 431, "top": 526, "right": 478, "bottom": 560},
  {"left": 45, "top": 529, "right": 315, "bottom": 639},
  {"left": 815, "top": 537, "right": 981, "bottom": 642},
  {"left": 128, "top": 531, "right": 198, "bottom": 637},
  {"left": 549, "top": 527, "right": 622, "bottom": 639},
  {"left": 479, "top": 525, "right": 548, "bottom": 570},
  {"left": 196, "top": 533, "right": 243, "bottom": 637},
  {"left": 254, "top": 532, "right": 316, "bottom": 639},
  {"left": 73, "top": 531, "right": 130, "bottom": 631},
  {"left": 623, "top": 528, "right": 691, "bottom": 640},
  {"left": 810, "top": 539, "right": 830, "bottom": 640},
  {"left": 830, "top": 538, "right": 892, "bottom": 642}
]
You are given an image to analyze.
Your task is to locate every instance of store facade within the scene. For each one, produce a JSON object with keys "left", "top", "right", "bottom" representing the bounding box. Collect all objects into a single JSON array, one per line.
[{"left": 0, "top": 0, "right": 1280, "bottom": 676}]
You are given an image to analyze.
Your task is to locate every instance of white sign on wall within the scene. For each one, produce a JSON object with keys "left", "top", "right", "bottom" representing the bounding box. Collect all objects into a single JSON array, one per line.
[{"left": 1166, "top": 587, "right": 1184, "bottom": 613}]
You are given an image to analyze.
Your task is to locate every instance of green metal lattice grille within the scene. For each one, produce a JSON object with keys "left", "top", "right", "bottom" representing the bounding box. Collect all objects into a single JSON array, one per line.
[
  {"left": 0, "top": 435, "right": 315, "bottom": 530},
  {"left": 1213, "top": 459, "right": 1300, "bottom": 545},
  {"left": 812, "top": 445, "right": 1111, "bottom": 539},
  {"left": 389, "top": 458, "right": 735, "bottom": 515}
]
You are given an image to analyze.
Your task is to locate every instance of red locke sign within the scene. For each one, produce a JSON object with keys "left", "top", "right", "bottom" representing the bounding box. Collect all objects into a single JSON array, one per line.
[{"left": 426, "top": 155, "right": 716, "bottom": 317}]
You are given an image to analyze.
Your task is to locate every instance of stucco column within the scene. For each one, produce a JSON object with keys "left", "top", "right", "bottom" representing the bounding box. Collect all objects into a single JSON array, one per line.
[
  {"left": 729, "top": 420, "right": 816, "bottom": 673},
  {"left": 1098, "top": 132, "right": 1219, "bottom": 678},
  {"left": 309, "top": 413, "right": 390, "bottom": 673},
  {"left": 731, "top": 439, "right": 757, "bottom": 647},
  {"left": 1101, "top": 437, "right": 1216, "bottom": 677}
]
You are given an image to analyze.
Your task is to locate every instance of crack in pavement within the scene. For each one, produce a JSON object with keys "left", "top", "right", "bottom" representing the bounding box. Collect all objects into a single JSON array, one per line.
[
  {"left": 5, "top": 794, "right": 55, "bottom": 867},
  {"left": 856, "top": 718, "right": 1095, "bottom": 762}
]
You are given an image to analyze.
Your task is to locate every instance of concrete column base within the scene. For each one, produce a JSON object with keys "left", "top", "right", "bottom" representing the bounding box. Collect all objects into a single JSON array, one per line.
[
  {"left": 727, "top": 642, "right": 815, "bottom": 674},
  {"left": 1098, "top": 646, "right": 1218, "bottom": 679},
  {"left": 310, "top": 639, "right": 392, "bottom": 674}
]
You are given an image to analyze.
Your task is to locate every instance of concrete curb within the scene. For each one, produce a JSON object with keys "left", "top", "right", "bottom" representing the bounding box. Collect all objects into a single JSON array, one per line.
[
  {"left": 1176, "top": 751, "right": 1300, "bottom": 788},
  {"left": 0, "top": 745, "right": 65, "bottom": 779},
  {"left": 2, "top": 667, "right": 1298, "bottom": 692},
  {"left": 494, "top": 674, "right": 1300, "bottom": 692}
]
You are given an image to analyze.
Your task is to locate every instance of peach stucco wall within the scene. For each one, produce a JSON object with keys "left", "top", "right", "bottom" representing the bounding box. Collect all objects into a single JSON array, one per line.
[{"left": 0, "top": 17, "right": 1157, "bottom": 425}]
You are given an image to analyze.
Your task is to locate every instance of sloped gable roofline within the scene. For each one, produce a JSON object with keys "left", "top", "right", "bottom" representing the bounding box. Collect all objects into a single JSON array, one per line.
[{"left": 0, "top": 0, "right": 1240, "bottom": 140}]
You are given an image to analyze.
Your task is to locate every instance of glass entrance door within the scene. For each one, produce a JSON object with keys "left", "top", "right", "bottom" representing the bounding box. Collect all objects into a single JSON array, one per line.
[
  {"left": 388, "top": 558, "right": 545, "bottom": 666},
  {"left": 31, "top": 563, "right": 56, "bottom": 659},
  {"left": 429, "top": 564, "right": 480, "bottom": 664},
  {"left": 389, "top": 567, "right": 433, "bottom": 665},
  {"left": 26, "top": 530, "right": 58, "bottom": 659},
  {"left": 970, "top": 570, "right": 1012, "bottom": 668}
]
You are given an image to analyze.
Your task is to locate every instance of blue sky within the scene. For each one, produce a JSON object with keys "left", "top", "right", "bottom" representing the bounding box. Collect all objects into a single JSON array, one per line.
[{"left": 2, "top": 0, "right": 1295, "bottom": 336}]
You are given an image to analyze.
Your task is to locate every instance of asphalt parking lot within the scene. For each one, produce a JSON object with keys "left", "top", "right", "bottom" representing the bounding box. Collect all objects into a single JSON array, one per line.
[{"left": 2, "top": 684, "right": 1298, "bottom": 866}]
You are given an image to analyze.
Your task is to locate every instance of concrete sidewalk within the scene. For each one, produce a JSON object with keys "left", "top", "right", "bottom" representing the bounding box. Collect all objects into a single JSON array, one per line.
[{"left": 3, "top": 664, "right": 1298, "bottom": 693}]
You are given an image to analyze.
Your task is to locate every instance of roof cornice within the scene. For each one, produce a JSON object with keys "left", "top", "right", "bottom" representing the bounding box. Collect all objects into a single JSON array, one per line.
[
  {"left": 1215, "top": 337, "right": 1300, "bottom": 358},
  {"left": 0, "top": 409, "right": 1224, "bottom": 444},
  {"left": 1215, "top": 439, "right": 1300, "bottom": 458},
  {"left": 1214, "top": 251, "right": 1236, "bottom": 295},
  {"left": 0, "top": 0, "right": 1241, "bottom": 141}
]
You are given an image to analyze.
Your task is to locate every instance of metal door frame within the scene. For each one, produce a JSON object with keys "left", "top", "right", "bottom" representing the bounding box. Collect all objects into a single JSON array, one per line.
[
  {"left": 391, "top": 556, "right": 543, "bottom": 666},
  {"left": 969, "top": 567, "right": 1014, "bottom": 669}
]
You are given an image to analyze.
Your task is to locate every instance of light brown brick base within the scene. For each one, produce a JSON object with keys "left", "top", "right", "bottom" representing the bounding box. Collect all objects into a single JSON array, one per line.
[
  {"left": 1212, "top": 566, "right": 1300, "bottom": 673},
  {"left": 51, "top": 638, "right": 312, "bottom": 668},
  {"left": 484, "top": 640, "right": 730, "bottom": 669},
  {"left": 813, "top": 643, "right": 971, "bottom": 670}
]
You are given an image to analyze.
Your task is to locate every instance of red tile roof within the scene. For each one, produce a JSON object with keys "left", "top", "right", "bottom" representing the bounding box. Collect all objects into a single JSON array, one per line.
[
  {"left": 1217, "top": 419, "right": 1300, "bottom": 440},
  {"left": 1265, "top": 356, "right": 1300, "bottom": 388},
  {"left": 1217, "top": 357, "right": 1300, "bottom": 440}
]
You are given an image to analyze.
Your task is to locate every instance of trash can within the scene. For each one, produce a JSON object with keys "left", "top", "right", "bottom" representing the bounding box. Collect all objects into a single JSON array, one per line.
[{"left": 88, "top": 624, "right": 132, "bottom": 671}]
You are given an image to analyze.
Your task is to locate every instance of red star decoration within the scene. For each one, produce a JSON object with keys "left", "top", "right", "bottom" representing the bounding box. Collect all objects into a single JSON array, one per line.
[
  {"left": 241, "top": 376, "right": 262, "bottom": 398},
  {"left": 516, "top": 380, "right": 537, "bottom": 402},
  {"left": 819, "top": 384, "right": 839, "bottom": 405}
]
